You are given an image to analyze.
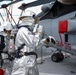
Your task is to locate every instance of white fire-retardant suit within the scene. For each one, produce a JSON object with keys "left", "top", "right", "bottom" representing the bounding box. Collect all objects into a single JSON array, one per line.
[
  {"left": 0, "top": 21, "right": 14, "bottom": 56},
  {"left": 11, "top": 10, "right": 44, "bottom": 75},
  {"left": 0, "top": 21, "right": 14, "bottom": 75}
]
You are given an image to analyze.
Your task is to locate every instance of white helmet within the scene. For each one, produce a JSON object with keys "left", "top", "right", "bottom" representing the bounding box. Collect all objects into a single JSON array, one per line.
[
  {"left": 19, "top": 10, "right": 36, "bottom": 20},
  {"left": 19, "top": 10, "right": 39, "bottom": 30},
  {"left": 4, "top": 21, "right": 13, "bottom": 31}
]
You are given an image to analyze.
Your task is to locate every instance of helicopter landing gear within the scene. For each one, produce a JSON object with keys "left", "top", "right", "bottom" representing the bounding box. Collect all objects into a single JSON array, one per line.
[{"left": 51, "top": 51, "right": 64, "bottom": 62}]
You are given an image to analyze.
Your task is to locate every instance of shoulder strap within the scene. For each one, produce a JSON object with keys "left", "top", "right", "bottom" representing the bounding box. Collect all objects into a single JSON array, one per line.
[{"left": 18, "top": 25, "right": 32, "bottom": 31}]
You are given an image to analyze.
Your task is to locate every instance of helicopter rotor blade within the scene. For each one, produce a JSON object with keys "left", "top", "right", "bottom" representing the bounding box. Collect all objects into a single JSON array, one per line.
[
  {"left": 0, "top": 0, "right": 11, "bottom": 1},
  {"left": 0, "top": 0, "right": 22, "bottom": 9},
  {"left": 18, "top": 0, "right": 54, "bottom": 10}
]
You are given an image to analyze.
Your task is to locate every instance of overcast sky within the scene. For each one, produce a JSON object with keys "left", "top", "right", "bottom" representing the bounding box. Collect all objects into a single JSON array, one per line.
[
  {"left": 0, "top": 0, "right": 41, "bottom": 16},
  {"left": 0, "top": 0, "right": 42, "bottom": 24}
]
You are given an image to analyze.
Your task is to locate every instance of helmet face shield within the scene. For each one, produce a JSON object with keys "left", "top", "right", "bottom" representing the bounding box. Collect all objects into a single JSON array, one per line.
[
  {"left": 19, "top": 16, "right": 26, "bottom": 20},
  {"left": 19, "top": 16, "right": 34, "bottom": 20}
]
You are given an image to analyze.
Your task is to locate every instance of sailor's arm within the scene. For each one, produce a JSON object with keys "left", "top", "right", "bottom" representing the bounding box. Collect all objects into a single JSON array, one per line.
[{"left": 36, "top": 36, "right": 56, "bottom": 49}]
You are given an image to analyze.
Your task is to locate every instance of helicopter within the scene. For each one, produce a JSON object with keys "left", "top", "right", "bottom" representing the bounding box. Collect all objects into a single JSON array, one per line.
[
  {"left": 17, "top": 0, "right": 76, "bottom": 62},
  {"left": 0, "top": 0, "right": 76, "bottom": 63}
]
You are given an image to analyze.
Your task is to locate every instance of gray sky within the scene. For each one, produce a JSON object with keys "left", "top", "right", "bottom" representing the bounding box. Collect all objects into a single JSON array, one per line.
[
  {"left": 0, "top": 0, "right": 41, "bottom": 16},
  {"left": 0, "top": 0, "right": 41, "bottom": 24}
]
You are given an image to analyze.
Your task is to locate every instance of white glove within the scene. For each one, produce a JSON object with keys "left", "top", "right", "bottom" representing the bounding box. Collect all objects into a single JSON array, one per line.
[
  {"left": 40, "top": 36, "right": 56, "bottom": 47},
  {"left": 36, "top": 37, "right": 50, "bottom": 49},
  {"left": 36, "top": 36, "right": 56, "bottom": 49}
]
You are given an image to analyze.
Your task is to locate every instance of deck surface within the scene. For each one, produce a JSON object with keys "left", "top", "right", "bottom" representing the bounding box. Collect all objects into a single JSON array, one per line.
[{"left": 0, "top": 47, "right": 76, "bottom": 75}]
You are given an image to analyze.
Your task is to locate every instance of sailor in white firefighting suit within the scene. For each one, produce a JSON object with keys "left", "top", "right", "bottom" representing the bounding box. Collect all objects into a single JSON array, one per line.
[
  {"left": 0, "top": 21, "right": 14, "bottom": 55},
  {"left": 4, "top": 21, "right": 14, "bottom": 52},
  {"left": 11, "top": 10, "right": 44, "bottom": 75},
  {"left": 0, "top": 21, "right": 14, "bottom": 75}
]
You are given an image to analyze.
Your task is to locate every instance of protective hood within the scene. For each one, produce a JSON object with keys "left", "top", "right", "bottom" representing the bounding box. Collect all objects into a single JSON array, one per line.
[
  {"left": 20, "top": 17, "right": 35, "bottom": 26},
  {"left": 19, "top": 16, "right": 35, "bottom": 31},
  {"left": 4, "top": 21, "right": 13, "bottom": 30}
]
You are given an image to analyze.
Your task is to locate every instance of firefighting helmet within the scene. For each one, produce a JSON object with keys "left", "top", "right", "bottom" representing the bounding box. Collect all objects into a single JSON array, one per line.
[
  {"left": 19, "top": 10, "right": 39, "bottom": 30},
  {"left": 4, "top": 21, "right": 13, "bottom": 31},
  {"left": 19, "top": 10, "right": 39, "bottom": 25}
]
